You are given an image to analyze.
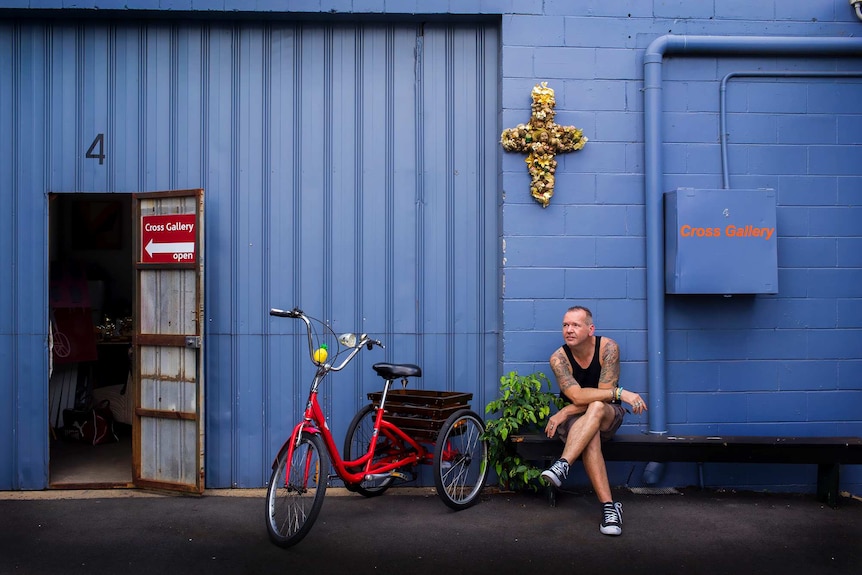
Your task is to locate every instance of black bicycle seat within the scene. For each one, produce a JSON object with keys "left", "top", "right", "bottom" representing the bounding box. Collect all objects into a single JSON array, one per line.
[{"left": 372, "top": 363, "right": 422, "bottom": 379}]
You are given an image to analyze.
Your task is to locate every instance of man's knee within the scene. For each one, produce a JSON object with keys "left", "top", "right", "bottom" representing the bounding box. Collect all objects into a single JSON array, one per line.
[
  {"left": 586, "top": 400, "right": 608, "bottom": 420},
  {"left": 586, "top": 400, "right": 604, "bottom": 413}
]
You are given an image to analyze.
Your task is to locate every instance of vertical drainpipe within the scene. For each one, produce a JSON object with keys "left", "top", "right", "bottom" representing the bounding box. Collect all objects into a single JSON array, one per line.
[
  {"left": 643, "top": 35, "right": 862, "bottom": 436},
  {"left": 643, "top": 36, "right": 669, "bottom": 435}
]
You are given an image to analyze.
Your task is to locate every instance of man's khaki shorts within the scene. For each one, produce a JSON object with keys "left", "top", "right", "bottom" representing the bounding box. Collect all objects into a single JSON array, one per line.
[{"left": 556, "top": 403, "right": 626, "bottom": 443}]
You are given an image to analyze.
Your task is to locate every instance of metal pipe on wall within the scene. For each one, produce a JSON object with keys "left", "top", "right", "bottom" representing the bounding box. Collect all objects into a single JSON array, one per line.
[
  {"left": 643, "top": 34, "right": 862, "bottom": 435},
  {"left": 720, "top": 70, "right": 862, "bottom": 189}
]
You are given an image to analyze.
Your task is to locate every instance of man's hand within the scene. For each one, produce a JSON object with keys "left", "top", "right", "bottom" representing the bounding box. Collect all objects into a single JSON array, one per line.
[
  {"left": 622, "top": 389, "right": 647, "bottom": 415},
  {"left": 545, "top": 410, "right": 570, "bottom": 438}
]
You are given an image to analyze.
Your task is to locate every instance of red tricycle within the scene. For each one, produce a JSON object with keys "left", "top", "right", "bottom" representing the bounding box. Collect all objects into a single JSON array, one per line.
[{"left": 265, "top": 307, "right": 489, "bottom": 548}]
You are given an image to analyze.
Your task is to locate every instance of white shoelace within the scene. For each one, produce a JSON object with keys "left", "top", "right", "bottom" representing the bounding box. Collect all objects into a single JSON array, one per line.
[
  {"left": 552, "top": 460, "right": 569, "bottom": 479},
  {"left": 603, "top": 503, "right": 622, "bottom": 524}
]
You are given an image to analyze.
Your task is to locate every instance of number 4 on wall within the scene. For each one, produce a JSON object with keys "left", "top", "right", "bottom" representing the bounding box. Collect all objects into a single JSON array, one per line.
[{"left": 86, "top": 133, "right": 105, "bottom": 165}]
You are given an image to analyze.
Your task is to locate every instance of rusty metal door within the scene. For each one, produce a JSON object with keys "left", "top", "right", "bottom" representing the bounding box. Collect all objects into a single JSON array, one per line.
[{"left": 133, "top": 189, "right": 205, "bottom": 494}]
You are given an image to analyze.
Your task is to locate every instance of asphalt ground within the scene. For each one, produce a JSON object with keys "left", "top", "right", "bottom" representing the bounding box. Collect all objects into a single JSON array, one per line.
[{"left": 1, "top": 486, "right": 860, "bottom": 575}]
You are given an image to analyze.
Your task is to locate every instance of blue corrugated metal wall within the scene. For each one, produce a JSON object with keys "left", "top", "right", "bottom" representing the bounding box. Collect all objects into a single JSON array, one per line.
[
  {"left": 1, "top": 0, "right": 861, "bottom": 494},
  {"left": 0, "top": 17, "right": 500, "bottom": 489},
  {"left": 209, "top": 22, "right": 502, "bottom": 488},
  {"left": 0, "top": 18, "right": 54, "bottom": 490}
]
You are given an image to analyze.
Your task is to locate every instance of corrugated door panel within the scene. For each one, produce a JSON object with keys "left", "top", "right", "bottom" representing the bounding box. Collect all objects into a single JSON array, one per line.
[
  {"left": 0, "top": 22, "right": 11, "bottom": 332},
  {"left": 237, "top": 26, "right": 283, "bottom": 487},
  {"left": 477, "top": 28, "right": 501, "bottom": 407},
  {"left": 172, "top": 27, "right": 205, "bottom": 191},
  {"left": 1, "top": 22, "right": 53, "bottom": 489},
  {"left": 0, "top": 23, "right": 20, "bottom": 488},
  {"left": 107, "top": 24, "right": 143, "bottom": 190},
  {"left": 46, "top": 26, "right": 79, "bottom": 190},
  {"left": 81, "top": 25, "right": 110, "bottom": 192},
  {"left": 16, "top": 24, "right": 50, "bottom": 353},
  {"left": 144, "top": 27, "right": 173, "bottom": 190},
  {"left": 258, "top": 22, "right": 500, "bottom": 488}
]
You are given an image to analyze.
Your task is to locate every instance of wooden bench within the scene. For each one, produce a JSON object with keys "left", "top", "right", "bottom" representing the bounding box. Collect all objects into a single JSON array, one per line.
[{"left": 509, "top": 433, "right": 862, "bottom": 508}]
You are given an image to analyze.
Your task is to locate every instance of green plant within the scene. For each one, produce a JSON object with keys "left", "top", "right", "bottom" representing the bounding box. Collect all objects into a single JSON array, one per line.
[{"left": 482, "top": 371, "right": 566, "bottom": 492}]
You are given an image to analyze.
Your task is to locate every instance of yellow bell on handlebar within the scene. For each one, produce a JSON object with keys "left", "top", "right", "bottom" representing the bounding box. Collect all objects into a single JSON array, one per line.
[{"left": 313, "top": 344, "right": 328, "bottom": 363}]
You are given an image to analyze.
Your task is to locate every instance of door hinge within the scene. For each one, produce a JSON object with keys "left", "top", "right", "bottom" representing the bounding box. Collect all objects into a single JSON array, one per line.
[{"left": 185, "top": 336, "right": 202, "bottom": 349}]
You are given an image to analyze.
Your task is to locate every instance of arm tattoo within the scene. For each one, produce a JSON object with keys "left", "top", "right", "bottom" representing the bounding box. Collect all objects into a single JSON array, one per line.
[
  {"left": 550, "top": 351, "right": 578, "bottom": 393},
  {"left": 598, "top": 339, "right": 620, "bottom": 387}
]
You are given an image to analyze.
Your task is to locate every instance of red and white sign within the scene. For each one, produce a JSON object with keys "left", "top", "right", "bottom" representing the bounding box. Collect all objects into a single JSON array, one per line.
[{"left": 141, "top": 213, "right": 197, "bottom": 264}]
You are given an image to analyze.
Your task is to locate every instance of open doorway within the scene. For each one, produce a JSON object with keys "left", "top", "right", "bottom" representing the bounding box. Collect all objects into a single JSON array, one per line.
[{"left": 48, "top": 193, "right": 135, "bottom": 488}]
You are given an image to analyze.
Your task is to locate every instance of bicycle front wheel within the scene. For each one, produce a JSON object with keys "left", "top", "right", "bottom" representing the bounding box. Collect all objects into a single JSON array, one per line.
[
  {"left": 265, "top": 431, "right": 329, "bottom": 548},
  {"left": 433, "top": 409, "right": 489, "bottom": 511},
  {"left": 343, "top": 404, "right": 395, "bottom": 496}
]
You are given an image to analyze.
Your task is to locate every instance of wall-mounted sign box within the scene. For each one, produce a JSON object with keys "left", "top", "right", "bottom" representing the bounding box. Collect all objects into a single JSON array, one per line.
[{"left": 665, "top": 188, "right": 777, "bottom": 294}]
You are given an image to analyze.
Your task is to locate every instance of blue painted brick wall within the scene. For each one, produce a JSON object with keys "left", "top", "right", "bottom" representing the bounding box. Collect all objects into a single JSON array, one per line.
[{"left": 494, "top": 1, "right": 862, "bottom": 497}]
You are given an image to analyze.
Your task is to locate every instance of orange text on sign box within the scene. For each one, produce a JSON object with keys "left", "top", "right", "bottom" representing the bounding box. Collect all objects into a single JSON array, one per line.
[{"left": 140, "top": 213, "right": 197, "bottom": 264}]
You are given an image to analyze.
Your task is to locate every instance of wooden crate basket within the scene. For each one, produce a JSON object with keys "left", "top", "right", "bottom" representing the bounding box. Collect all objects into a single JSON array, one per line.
[{"left": 367, "top": 389, "right": 473, "bottom": 443}]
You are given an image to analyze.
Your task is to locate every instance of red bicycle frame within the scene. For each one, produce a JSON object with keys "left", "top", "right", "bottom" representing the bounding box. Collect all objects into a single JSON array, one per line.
[{"left": 280, "top": 382, "right": 435, "bottom": 487}]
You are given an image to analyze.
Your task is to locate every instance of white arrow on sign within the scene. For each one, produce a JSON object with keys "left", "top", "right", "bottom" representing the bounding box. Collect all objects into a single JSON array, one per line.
[{"left": 145, "top": 239, "right": 195, "bottom": 257}]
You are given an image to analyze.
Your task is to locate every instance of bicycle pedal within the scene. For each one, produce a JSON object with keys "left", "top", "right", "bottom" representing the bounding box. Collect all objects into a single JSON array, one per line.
[
  {"left": 390, "top": 470, "right": 415, "bottom": 482},
  {"left": 364, "top": 473, "right": 391, "bottom": 481}
]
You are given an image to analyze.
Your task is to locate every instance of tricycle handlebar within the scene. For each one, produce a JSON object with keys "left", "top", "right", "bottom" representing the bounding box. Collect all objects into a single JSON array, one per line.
[
  {"left": 269, "top": 306, "right": 381, "bottom": 371},
  {"left": 270, "top": 307, "right": 302, "bottom": 318}
]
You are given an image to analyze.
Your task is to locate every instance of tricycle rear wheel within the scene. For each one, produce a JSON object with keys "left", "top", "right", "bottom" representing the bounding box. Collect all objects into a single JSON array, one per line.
[
  {"left": 342, "top": 404, "right": 395, "bottom": 496},
  {"left": 433, "top": 409, "right": 489, "bottom": 510}
]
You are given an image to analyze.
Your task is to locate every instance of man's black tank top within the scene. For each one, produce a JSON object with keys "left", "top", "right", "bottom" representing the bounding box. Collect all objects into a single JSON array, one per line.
[{"left": 559, "top": 336, "right": 602, "bottom": 402}]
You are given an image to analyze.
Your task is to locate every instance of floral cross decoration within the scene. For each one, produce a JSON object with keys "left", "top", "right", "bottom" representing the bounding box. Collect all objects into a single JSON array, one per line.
[{"left": 500, "top": 82, "right": 587, "bottom": 207}]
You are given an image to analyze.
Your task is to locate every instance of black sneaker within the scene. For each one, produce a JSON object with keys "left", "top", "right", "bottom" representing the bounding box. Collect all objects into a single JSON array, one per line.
[
  {"left": 540, "top": 458, "right": 569, "bottom": 488},
  {"left": 600, "top": 501, "right": 623, "bottom": 536}
]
